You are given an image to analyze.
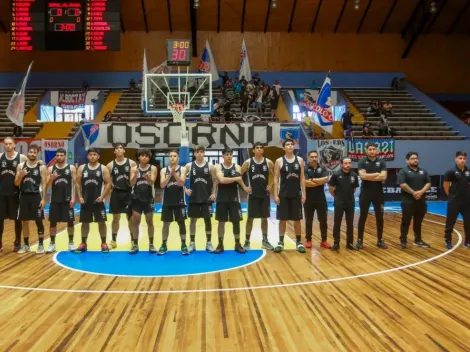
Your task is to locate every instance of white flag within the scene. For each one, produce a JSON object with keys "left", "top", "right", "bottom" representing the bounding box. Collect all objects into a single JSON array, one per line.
[
  {"left": 141, "top": 49, "right": 148, "bottom": 110},
  {"left": 6, "top": 61, "right": 33, "bottom": 127},
  {"left": 239, "top": 39, "right": 251, "bottom": 81},
  {"left": 198, "top": 39, "right": 219, "bottom": 82}
]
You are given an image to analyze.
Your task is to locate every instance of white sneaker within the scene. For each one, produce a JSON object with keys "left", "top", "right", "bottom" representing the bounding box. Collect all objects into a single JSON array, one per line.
[
  {"left": 17, "top": 245, "right": 30, "bottom": 254},
  {"left": 46, "top": 243, "right": 56, "bottom": 253},
  {"left": 36, "top": 244, "right": 45, "bottom": 254},
  {"left": 188, "top": 241, "right": 196, "bottom": 253},
  {"left": 109, "top": 240, "right": 117, "bottom": 249},
  {"left": 68, "top": 242, "right": 76, "bottom": 251},
  {"left": 206, "top": 241, "right": 214, "bottom": 252}
]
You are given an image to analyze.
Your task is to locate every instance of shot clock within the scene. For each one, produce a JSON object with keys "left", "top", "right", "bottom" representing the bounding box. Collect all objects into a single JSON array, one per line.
[{"left": 167, "top": 39, "right": 191, "bottom": 66}]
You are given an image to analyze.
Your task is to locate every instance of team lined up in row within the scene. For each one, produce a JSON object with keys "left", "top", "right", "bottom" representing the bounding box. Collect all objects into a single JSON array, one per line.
[{"left": 0, "top": 137, "right": 468, "bottom": 254}]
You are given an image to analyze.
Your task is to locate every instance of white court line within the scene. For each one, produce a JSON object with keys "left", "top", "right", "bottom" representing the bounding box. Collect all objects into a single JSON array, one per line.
[{"left": 0, "top": 217, "right": 462, "bottom": 294}]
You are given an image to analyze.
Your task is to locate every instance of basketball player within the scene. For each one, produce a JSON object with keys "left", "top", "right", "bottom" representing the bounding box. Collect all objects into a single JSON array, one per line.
[
  {"left": 273, "top": 139, "right": 306, "bottom": 253},
  {"left": 129, "top": 149, "right": 158, "bottom": 254},
  {"left": 397, "top": 152, "right": 431, "bottom": 249},
  {"left": 159, "top": 149, "right": 188, "bottom": 255},
  {"left": 184, "top": 145, "right": 216, "bottom": 253},
  {"left": 107, "top": 144, "right": 136, "bottom": 249},
  {"left": 15, "top": 144, "right": 47, "bottom": 254},
  {"left": 47, "top": 148, "right": 77, "bottom": 252},
  {"left": 443, "top": 151, "right": 470, "bottom": 249},
  {"left": 357, "top": 143, "right": 388, "bottom": 249},
  {"left": 0, "top": 137, "right": 27, "bottom": 252},
  {"left": 215, "top": 147, "right": 250, "bottom": 254},
  {"left": 240, "top": 142, "right": 275, "bottom": 250},
  {"left": 328, "top": 157, "right": 359, "bottom": 251},
  {"left": 304, "top": 150, "right": 330, "bottom": 249},
  {"left": 75, "top": 148, "right": 112, "bottom": 253}
]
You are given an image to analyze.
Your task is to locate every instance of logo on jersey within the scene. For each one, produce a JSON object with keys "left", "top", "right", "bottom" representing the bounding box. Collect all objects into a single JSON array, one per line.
[
  {"left": 33, "top": 169, "right": 38, "bottom": 176},
  {"left": 125, "top": 166, "right": 129, "bottom": 172},
  {"left": 376, "top": 162, "right": 380, "bottom": 167},
  {"left": 350, "top": 176, "right": 355, "bottom": 183},
  {"left": 65, "top": 168, "right": 70, "bottom": 175},
  {"left": 96, "top": 171, "right": 101, "bottom": 177},
  {"left": 466, "top": 171, "right": 470, "bottom": 176},
  {"left": 83, "top": 171, "right": 88, "bottom": 178},
  {"left": 193, "top": 168, "right": 196, "bottom": 175},
  {"left": 231, "top": 170, "right": 235, "bottom": 175},
  {"left": 419, "top": 170, "right": 424, "bottom": 174},
  {"left": 204, "top": 168, "right": 209, "bottom": 174},
  {"left": 294, "top": 163, "right": 299, "bottom": 170},
  {"left": 251, "top": 165, "right": 255, "bottom": 172},
  {"left": 263, "top": 165, "right": 267, "bottom": 171},
  {"left": 113, "top": 168, "right": 118, "bottom": 174},
  {"left": 317, "top": 167, "right": 322, "bottom": 172},
  {"left": 12, "top": 161, "right": 17, "bottom": 167},
  {"left": 1, "top": 162, "right": 6, "bottom": 167}
]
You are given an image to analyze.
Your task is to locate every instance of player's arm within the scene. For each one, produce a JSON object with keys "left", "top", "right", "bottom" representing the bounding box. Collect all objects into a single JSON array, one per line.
[
  {"left": 371, "top": 160, "right": 387, "bottom": 182},
  {"left": 40, "top": 165, "right": 48, "bottom": 208},
  {"left": 266, "top": 159, "right": 274, "bottom": 192},
  {"left": 130, "top": 166, "right": 138, "bottom": 186},
  {"left": 75, "top": 165, "right": 84, "bottom": 202},
  {"left": 328, "top": 173, "right": 336, "bottom": 197},
  {"left": 235, "top": 164, "right": 250, "bottom": 193},
  {"left": 99, "top": 165, "right": 112, "bottom": 201},
  {"left": 160, "top": 168, "right": 170, "bottom": 188},
  {"left": 70, "top": 165, "right": 77, "bottom": 206},
  {"left": 14, "top": 162, "right": 27, "bottom": 186},
  {"left": 240, "top": 160, "right": 250, "bottom": 175},
  {"left": 173, "top": 166, "right": 187, "bottom": 187},
  {"left": 443, "top": 169, "right": 452, "bottom": 195},
  {"left": 46, "top": 166, "right": 55, "bottom": 188},
  {"left": 129, "top": 159, "right": 137, "bottom": 168},
  {"left": 210, "top": 164, "right": 217, "bottom": 200},
  {"left": 443, "top": 181, "right": 450, "bottom": 195},
  {"left": 149, "top": 165, "right": 158, "bottom": 185},
  {"left": 273, "top": 158, "right": 281, "bottom": 204},
  {"left": 398, "top": 170, "right": 415, "bottom": 195},
  {"left": 215, "top": 165, "right": 241, "bottom": 184},
  {"left": 19, "top": 154, "right": 28, "bottom": 163},
  {"left": 357, "top": 159, "right": 379, "bottom": 180},
  {"left": 299, "top": 157, "right": 306, "bottom": 203}
]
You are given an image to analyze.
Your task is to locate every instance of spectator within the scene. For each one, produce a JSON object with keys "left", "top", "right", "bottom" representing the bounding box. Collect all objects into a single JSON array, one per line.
[
  {"left": 103, "top": 111, "right": 112, "bottom": 122},
  {"left": 253, "top": 73, "right": 261, "bottom": 86},
  {"left": 391, "top": 77, "right": 399, "bottom": 90},
  {"left": 377, "top": 114, "right": 393, "bottom": 136},
  {"left": 240, "top": 75, "right": 247, "bottom": 85},
  {"left": 362, "top": 123, "right": 376, "bottom": 137},
  {"left": 342, "top": 107, "right": 354, "bottom": 137},
  {"left": 382, "top": 100, "right": 393, "bottom": 116},
  {"left": 255, "top": 89, "right": 263, "bottom": 117},
  {"left": 79, "top": 112, "right": 87, "bottom": 125},
  {"left": 233, "top": 78, "right": 242, "bottom": 101},
  {"left": 366, "top": 100, "right": 381, "bottom": 116},
  {"left": 129, "top": 78, "right": 136, "bottom": 91},
  {"left": 116, "top": 116, "right": 123, "bottom": 122},
  {"left": 246, "top": 80, "right": 255, "bottom": 103},
  {"left": 240, "top": 90, "right": 249, "bottom": 117},
  {"left": 13, "top": 124, "right": 22, "bottom": 137},
  {"left": 273, "top": 80, "right": 281, "bottom": 95},
  {"left": 137, "top": 79, "right": 143, "bottom": 92},
  {"left": 222, "top": 72, "right": 230, "bottom": 87},
  {"left": 269, "top": 85, "right": 279, "bottom": 120},
  {"left": 82, "top": 80, "right": 90, "bottom": 91}
]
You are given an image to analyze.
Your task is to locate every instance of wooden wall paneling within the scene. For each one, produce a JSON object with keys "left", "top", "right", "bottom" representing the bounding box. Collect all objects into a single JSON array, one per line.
[
  {"left": 170, "top": 0, "right": 191, "bottom": 31},
  {"left": 0, "top": 0, "right": 9, "bottom": 32},
  {"left": 121, "top": 0, "right": 146, "bottom": 30},
  {"left": 452, "top": 0, "right": 470, "bottom": 33},
  {"left": 428, "top": 0, "right": 461, "bottom": 33},
  {"left": 291, "top": 0, "right": 319, "bottom": 32},
  {"left": 220, "top": 0, "right": 244, "bottom": 31},
  {"left": 244, "top": 0, "right": 267, "bottom": 31},
  {"left": 144, "top": 0, "right": 170, "bottom": 31},
  {"left": 196, "top": 0, "right": 218, "bottom": 31},
  {"left": 267, "top": 0, "right": 295, "bottom": 32},
  {"left": 314, "top": 0, "right": 344, "bottom": 33},
  {"left": 384, "top": 0, "right": 420, "bottom": 33},
  {"left": 336, "top": 0, "right": 368, "bottom": 33}
]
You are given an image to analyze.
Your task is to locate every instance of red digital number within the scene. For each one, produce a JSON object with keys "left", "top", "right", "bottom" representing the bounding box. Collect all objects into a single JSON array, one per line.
[
  {"left": 171, "top": 48, "right": 187, "bottom": 61},
  {"left": 171, "top": 48, "right": 179, "bottom": 61},
  {"left": 178, "top": 49, "right": 186, "bottom": 61}
]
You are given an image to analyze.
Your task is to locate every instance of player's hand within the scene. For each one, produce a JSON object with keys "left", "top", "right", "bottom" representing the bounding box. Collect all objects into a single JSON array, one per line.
[
  {"left": 266, "top": 184, "right": 273, "bottom": 192},
  {"left": 170, "top": 167, "right": 175, "bottom": 175},
  {"left": 143, "top": 172, "right": 151, "bottom": 180},
  {"left": 95, "top": 196, "right": 104, "bottom": 203},
  {"left": 185, "top": 188, "right": 193, "bottom": 196},
  {"left": 301, "top": 195, "right": 306, "bottom": 204},
  {"left": 50, "top": 171, "right": 59, "bottom": 182},
  {"left": 244, "top": 186, "right": 252, "bottom": 194},
  {"left": 69, "top": 198, "right": 75, "bottom": 208},
  {"left": 79, "top": 197, "right": 85, "bottom": 204},
  {"left": 19, "top": 168, "right": 29, "bottom": 177},
  {"left": 274, "top": 195, "right": 280, "bottom": 205},
  {"left": 209, "top": 194, "right": 216, "bottom": 201},
  {"left": 39, "top": 200, "right": 45, "bottom": 210},
  {"left": 413, "top": 191, "right": 421, "bottom": 200}
]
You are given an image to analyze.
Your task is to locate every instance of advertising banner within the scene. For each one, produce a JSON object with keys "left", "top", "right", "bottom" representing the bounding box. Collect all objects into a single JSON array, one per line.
[{"left": 347, "top": 138, "right": 395, "bottom": 161}]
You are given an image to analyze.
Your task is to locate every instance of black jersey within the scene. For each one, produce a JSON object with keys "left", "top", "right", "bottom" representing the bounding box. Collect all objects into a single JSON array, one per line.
[
  {"left": 132, "top": 165, "right": 154, "bottom": 203},
  {"left": 248, "top": 158, "right": 269, "bottom": 198},
  {"left": 0, "top": 152, "right": 20, "bottom": 196},
  {"left": 81, "top": 164, "right": 104, "bottom": 204},
  {"left": 162, "top": 166, "right": 185, "bottom": 206},
  {"left": 20, "top": 163, "right": 42, "bottom": 194},
  {"left": 217, "top": 164, "right": 240, "bottom": 203},
  {"left": 51, "top": 164, "right": 73, "bottom": 203},
  {"left": 189, "top": 161, "right": 212, "bottom": 203},
  {"left": 111, "top": 159, "right": 131, "bottom": 191},
  {"left": 279, "top": 156, "right": 301, "bottom": 198}
]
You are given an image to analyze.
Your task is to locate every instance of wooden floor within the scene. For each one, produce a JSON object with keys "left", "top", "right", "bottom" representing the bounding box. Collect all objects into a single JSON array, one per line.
[{"left": 0, "top": 212, "right": 469, "bottom": 352}]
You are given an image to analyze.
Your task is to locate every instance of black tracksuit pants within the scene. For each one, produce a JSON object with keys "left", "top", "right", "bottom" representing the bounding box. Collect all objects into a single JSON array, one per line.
[
  {"left": 400, "top": 201, "right": 427, "bottom": 242},
  {"left": 445, "top": 201, "right": 470, "bottom": 243},
  {"left": 303, "top": 201, "right": 328, "bottom": 241},
  {"left": 357, "top": 194, "right": 384, "bottom": 241},
  {"left": 333, "top": 202, "right": 355, "bottom": 244}
]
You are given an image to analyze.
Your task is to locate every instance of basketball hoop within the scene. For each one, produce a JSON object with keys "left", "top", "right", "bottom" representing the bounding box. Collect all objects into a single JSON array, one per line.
[{"left": 169, "top": 103, "right": 187, "bottom": 123}]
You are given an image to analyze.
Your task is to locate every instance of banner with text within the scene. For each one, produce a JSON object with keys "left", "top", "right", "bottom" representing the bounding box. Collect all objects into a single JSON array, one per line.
[
  {"left": 50, "top": 90, "right": 100, "bottom": 109},
  {"left": 347, "top": 138, "right": 395, "bottom": 161},
  {"left": 80, "top": 122, "right": 301, "bottom": 149},
  {"left": 316, "top": 139, "right": 346, "bottom": 175},
  {"left": 42, "top": 139, "right": 68, "bottom": 167}
]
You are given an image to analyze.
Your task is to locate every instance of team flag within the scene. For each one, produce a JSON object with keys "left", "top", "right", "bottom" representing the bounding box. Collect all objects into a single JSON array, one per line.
[
  {"left": 6, "top": 61, "right": 34, "bottom": 128},
  {"left": 141, "top": 49, "right": 148, "bottom": 110},
  {"left": 198, "top": 40, "right": 219, "bottom": 82},
  {"left": 312, "top": 72, "right": 334, "bottom": 135},
  {"left": 239, "top": 39, "right": 252, "bottom": 81}
]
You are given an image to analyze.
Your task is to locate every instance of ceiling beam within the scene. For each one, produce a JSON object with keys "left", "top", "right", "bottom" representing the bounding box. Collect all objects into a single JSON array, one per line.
[
  {"left": 401, "top": 0, "right": 424, "bottom": 39},
  {"left": 189, "top": 0, "right": 198, "bottom": 57},
  {"left": 0, "top": 19, "right": 8, "bottom": 33},
  {"left": 241, "top": 0, "right": 247, "bottom": 32},
  {"left": 140, "top": 0, "right": 149, "bottom": 32},
  {"left": 166, "top": 0, "right": 173, "bottom": 32},
  {"left": 402, "top": 11, "right": 430, "bottom": 58},
  {"left": 264, "top": 0, "right": 272, "bottom": 33},
  {"left": 380, "top": 0, "right": 398, "bottom": 33},
  {"left": 120, "top": 14, "right": 125, "bottom": 33},
  {"left": 310, "top": 0, "right": 323, "bottom": 33},
  {"left": 217, "top": 0, "right": 221, "bottom": 32},
  {"left": 334, "top": 0, "right": 348, "bottom": 33},
  {"left": 447, "top": 0, "right": 470, "bottom": 34},
  {"left": 288, "top": 0, "right": 297, "bottom": 33},
  {"left": 356, "top": 0, "right": 372, "bottom": 34},
  {"left": 424, "top": 0, "right": 448, "bottom": 34}
]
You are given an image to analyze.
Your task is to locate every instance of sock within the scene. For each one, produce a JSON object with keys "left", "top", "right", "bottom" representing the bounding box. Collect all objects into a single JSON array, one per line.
[
  {"left": 235, "top": 238, "right": 240, "bottom": 244},
  {"left": 218, "top": 237, "right": 223, "bottom": 245},
  {"left": 101, "top": 237, "right": 106, "bottom": 244},
  {"left": 112, "top": 233, "right": 117, "bottom": 241},
  {"left": 68, "top": 235, "right": 74, "bottom": 242},
  {"left": 190, "top": 235, "right": 195, "bottom": 242},
  {"left": 280, "top": 235, "right": 284, "bottom": 244},
  {"left": 149, "top": 237, "right": 154, "bottom": 245},
  {"left": 133, "top": 239, "right": 138, "bottom": 245},
  {"left": 262, "top": 233, "right": 267, "bottom": 241},
  {"left": 162, "top": 240, "right": 167, "bottom": 247},
  {"left": 24, "top": 238, "right": 29, "bottom": 246},
  {"left": 181, "top": 239, "right": 186, "bottom": 246},
  {"left": 39, "top": 237, "right": 44, "bottom": 245},
  {"left": 51, "top": 236, "right": 56, "bottom": 244},
  {"left": 81, "top": 237, "right": 87, "bottom": 244},
  {"left": 206, "top": 233, "right": 211, "bottom": 242},
  {"left": 296, "top": 235, "right": 301, "bottom": 243},
  {"left": 246, "top": 234, "right": 251, "bottom": 242}
]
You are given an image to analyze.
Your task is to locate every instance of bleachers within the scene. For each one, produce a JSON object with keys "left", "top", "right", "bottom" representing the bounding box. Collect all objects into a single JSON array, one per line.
[
  {"left": 343, "top": 88, "right": 465, "bottom": 140},
  {"left": 0, "top": 89, "right": 44, "bottom": 138}
]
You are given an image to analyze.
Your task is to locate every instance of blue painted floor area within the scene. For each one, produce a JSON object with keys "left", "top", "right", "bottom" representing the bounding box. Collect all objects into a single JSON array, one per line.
[{"left": 55, "top": 250, "right": 265, "bottom": 277}]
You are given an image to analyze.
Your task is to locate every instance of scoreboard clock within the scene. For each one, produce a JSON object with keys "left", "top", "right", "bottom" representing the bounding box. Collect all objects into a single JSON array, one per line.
[{"left": 166, "top": 39, "right": 191, "bottom": 66}]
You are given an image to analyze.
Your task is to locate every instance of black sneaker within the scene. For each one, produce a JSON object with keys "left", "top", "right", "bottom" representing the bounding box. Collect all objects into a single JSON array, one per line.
[
  {"left": 129, "top": 244, "right": 139, "bottom": 254},
  {"left": 331, "top": 243, "right": 340, "bottom": 251},
  {"left": 413, "top": 241, "right": 430, "bottom": 248},
  {"left": 356, "top": 239, "right": 363, "bottom": 249},
  {"left": 234, "top": 243, "right": 246, "bottom": 254},
  {"left": 213, "top": 243, "right": 224, "bottom": 254},
  {"left": 464, "top": 243, "right": 470, "bottom": 249},
  {"left": 445, "top": 241, "right": 452, "bottom": 250},
  {"left": 346, "top": 243, "right": 358, "bottom": 250},
  {"left": 181, "top": 244, "right": 189, "bottom": 255},
  {"left": 377, "top": 240, "right": 388, "bottom": 249},
  {"left": 401, "top": 240, "right": 407, "bottom": 249},
  {"left": 157, "top": 245, "right": 168, "bottom": 255}
]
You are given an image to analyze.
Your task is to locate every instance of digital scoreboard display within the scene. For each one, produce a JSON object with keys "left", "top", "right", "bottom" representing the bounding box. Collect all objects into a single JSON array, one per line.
[
  {"left": 166, "top": 39, "right": 191, "bottom": 66},
  {"left": 10, "top": 0, "right": 121, "bottom": 51}
]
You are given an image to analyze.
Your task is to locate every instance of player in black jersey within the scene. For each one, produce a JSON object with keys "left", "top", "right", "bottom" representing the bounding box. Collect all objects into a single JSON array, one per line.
[
  {"left": 215, "top": 147, "right": 250, "bottom": 254},
  {"left": 47, "top": 148, "right": 77, "bottom": 253},
  {"left": 159, "top": 149, "right": 189, "bottom": 255},
  {"left": 273, "top": 139, "right": 306, "bottom": 253},
  {"left": 0, "top": 137, "right": 28, "bottom": 252},
  {"left": 240, "top": 142, "right": 275, "bottom": 251},
  {"left": 184, "top": 145, "right": 217, "bottom": 253},
  {"left": 15, "top": 144, "right": 47, "bottom": 254},
  {"left": 129, "top": 149, "right": 158, "bottom": 254},
  {"left": 75, "top": 148, "right": 112, "bottom": 253},
  {"left": 106, "top": 144, "right": 136, "bottom": 249}
]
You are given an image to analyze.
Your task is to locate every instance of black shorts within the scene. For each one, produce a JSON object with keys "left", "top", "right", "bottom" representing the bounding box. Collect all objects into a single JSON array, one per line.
[
  {"left": 131, "top": 199, "right": 154, "bottom": 215},
  {"left": 49, "top": 202, "right": 75, "bottom": 224},
  {"left": 277, "top": 196, "right": 303, "bottom": 221},
  {"left": 188, "top": 203, "right": 213, "bottom": 219},
  {"left": 0, "top": 194, "right": 20, "bottom": 220},
  {"left": 216, "top": 202, "right": 243, "bottom": 222},
  {"left": 80, "top": 202, "right": 107, "bottom": 223},
  {"left": 161, "top": 205, "right": 187, "bottom": 222},
  {"left": 109, "top": 190, "right": 132, "bottom": 215},
  {"left": 248, "top": 196, "right": 270, "bottom": 219},
  {"left": 18, "top": 194, "right": 45, "bottom": 221}
]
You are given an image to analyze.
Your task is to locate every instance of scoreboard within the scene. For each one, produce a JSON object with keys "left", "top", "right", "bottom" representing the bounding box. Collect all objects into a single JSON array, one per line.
[{"left": 10, "top": 0, "right": 121, "bottom": 51}]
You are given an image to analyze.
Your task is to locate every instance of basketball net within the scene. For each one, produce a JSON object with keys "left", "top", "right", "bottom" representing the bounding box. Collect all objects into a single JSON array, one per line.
[{"left": 169, "top": 103, "right": 189, "bottom": 147}]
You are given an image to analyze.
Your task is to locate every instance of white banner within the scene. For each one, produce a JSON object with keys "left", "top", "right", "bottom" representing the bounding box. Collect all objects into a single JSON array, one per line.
[
  {"left": 6, "top": 61, "right": 34, "bottom": 127},
  {"left": 50, "top": 90, "right": 100, "bottom": 108},
  {"left": 80, "top": 122, "right": 300, "bottom": 149},
  {"left": 316, "top": 139, "right": 346, "bottom": 175}
]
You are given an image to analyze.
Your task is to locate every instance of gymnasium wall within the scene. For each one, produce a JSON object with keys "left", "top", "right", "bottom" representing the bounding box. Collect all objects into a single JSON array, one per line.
[{"left": 1, "top": 32, "right": 470, "bottom": 93}]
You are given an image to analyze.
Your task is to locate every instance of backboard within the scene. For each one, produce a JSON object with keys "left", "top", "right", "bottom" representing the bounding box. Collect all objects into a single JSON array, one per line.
[{"left": 144, "top": 73, "right": 213, "bottom": 115}]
